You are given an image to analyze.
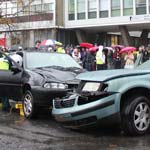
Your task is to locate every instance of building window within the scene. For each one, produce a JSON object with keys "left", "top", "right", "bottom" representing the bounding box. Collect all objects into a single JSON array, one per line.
[
  {"left": 68, "top": 0, "right": 75, "bottom": 20},
  {"left": 88, "top": 0, "right": 97, "bottom": 19},
  {"left": 77, "top": 0, "right": 86, "bottom": 20},
  {"left": 99, "top": 0, "right": 108, "bottom": 18},
  {"left": 30, "top": 4, "right": 41, "bottom": 15},
  {"left": 11, "top": 7, "right": 17, "bottom": 16},
  {"left": 43, "top": 3, "right": 54, "bottom": 13},
  {"left": 111, "top": 0, "right": 120, "bottom": 17},
  {"left": 136, "top": 0, "right": 146, "bottom": 15},
  {"left": 123, "top": 0, "right": 133, "bottom": 16}
]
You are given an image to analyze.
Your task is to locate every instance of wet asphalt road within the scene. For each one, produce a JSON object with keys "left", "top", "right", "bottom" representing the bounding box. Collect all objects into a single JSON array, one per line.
[{"left": 0, "top": 110, "right": 150, "bottom": 150}]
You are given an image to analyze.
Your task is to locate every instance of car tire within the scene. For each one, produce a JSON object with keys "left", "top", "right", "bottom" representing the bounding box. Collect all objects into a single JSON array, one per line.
[
  {"left": 121, "top": 96, "right": 150, "bottom": 136},
  {"left": 22, "top": 90, "right": 37, "bottom": 119}
]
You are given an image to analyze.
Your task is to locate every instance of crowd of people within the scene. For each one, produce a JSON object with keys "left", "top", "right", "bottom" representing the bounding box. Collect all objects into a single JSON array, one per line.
[
  {"left": 1, "top": 40, "right": 150, "bottom": 71},
  {"left": 64, "top": 44, "right": 150, "bottom": 71}
]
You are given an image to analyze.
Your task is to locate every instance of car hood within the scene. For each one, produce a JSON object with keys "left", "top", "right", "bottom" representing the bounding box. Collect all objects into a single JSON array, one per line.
[
  {"left": 32, "top": 67, "right": 83, "bottom": 83},
  {"left": 76, "top": 69, "right": 150, "bottom": 82}
]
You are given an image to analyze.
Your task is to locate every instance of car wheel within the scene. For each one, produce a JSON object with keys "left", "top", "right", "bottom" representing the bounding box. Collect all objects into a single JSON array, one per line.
[
  {"left": 23, "top": 90, "right": 37, "bottom": 119},
  {"left": 122, "top": 96, "right": 150, "bottom": 136}
]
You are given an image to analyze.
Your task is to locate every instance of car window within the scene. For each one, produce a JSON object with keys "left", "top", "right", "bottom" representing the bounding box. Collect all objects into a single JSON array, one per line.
[{"left": 25, "top": 52, "right": 82, "bottom": 69}]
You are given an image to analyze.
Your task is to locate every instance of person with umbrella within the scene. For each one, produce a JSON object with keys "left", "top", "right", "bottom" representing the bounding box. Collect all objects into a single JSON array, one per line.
[{"left": 124, "top": 50, "right": 135, "bottom": 69}]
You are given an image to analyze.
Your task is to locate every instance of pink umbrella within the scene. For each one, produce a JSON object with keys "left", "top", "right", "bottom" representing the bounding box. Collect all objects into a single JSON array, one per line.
[
  {"left": 89, "top": 46, "right": 98, "bottom": 52},
  {"left": 40, "top": 39, "right": 57, "bottom": 46},
  {"left": 112, "top": 45, "right": 125, "bottom": 50},
  {"left": 119, "top": 46, "right": 136, "bottom": 54},
  {"left": 80, "top": 42, "right": 94, "bottom": 49}
]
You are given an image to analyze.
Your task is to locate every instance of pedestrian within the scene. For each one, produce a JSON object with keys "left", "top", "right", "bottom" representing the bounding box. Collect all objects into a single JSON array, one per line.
[
  {"left": 113, "top": 47, "right": 121, "bottom": 69},
  {"left": 55, "top": 42, "right": 65, "bottom": 53},
  {"left": 72, "top": 48, "right": 82, "bottom": 65},
  {"left": 96, "top": 45, "right": 105, "bottom": 70},
  {"left": 83, "top": 48, "right": 96, "bottom": 71},
  {"left": 35, "top": 40, "right": 41, "bottom": 50},
  {"left": 0, "top": 55, "right": 10, "bottom": 111},
  {"left": 139, "top": 45, "right": 150, "bottom": 63},
  {"left": 107, "top": 48, "right": 113, "bottom": 69},
  {"left": 124, "top": 51, "right": 135, "bottom": 69}
]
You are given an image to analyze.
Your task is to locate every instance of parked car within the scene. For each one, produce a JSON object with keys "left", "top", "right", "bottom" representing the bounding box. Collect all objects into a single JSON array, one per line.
[
  {"left": 52, "top": 59, "right": 150, "bottom": 136},
  {"left": 0, "top": 50, "right": 84, "bottom": 118}
]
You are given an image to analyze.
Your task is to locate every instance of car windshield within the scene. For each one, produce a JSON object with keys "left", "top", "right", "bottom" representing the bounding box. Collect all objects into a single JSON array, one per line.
[{"left": 25, "top": 52, "right": 82, "bottom": 69}]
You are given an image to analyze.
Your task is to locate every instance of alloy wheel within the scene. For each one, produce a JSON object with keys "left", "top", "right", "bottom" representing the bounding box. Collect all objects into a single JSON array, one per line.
[
  {"left": 23, "top": 93, "right": 33, "bottom": 116},
  {"left": 134, "top": 102, "right": 150, "bottom": 132}
]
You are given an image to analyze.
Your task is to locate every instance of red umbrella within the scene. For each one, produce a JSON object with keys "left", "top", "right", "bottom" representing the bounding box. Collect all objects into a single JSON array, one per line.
[
  {"left": 119, "top": 46, "right": 136, "bottom": 54},
  {"left": 80, "top": 43, "right": 94, "bottom": 49},
  {"left": 89, "top": 46, "right": 98, "bottom": 52}
]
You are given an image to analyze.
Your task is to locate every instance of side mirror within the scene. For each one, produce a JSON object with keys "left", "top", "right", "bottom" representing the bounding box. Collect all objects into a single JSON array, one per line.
[{"left": 11, "top": 65, "right": 21, "bottom": 73}]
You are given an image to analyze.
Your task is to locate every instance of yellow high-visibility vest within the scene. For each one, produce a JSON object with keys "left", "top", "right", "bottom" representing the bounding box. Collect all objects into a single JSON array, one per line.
[
  {"left": 96, "top": 50, "right": 104, "bottom": 65},
  {"left": 56, "top": 47, "right": 65, "bottom": 53},
  {"left": 0, "top": 60, "right": 9, "bottom": 70}
]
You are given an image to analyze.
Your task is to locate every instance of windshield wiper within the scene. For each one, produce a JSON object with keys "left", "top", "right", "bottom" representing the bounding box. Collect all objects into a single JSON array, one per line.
[
  {"left": 45, "top": 65, "right": 66, "bottom": 70},
  {"left": 66, "top": 67, "right": 81, "bottom": 70}
]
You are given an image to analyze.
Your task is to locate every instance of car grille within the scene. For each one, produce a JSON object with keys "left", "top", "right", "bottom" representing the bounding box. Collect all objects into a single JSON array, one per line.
[{"left": 54, "top": 98, "right": 75, "bottom": 109}]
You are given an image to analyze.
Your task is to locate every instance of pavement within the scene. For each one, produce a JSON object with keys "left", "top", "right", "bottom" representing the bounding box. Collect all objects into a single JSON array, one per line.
[{"left": 0, "top": 109, "right": 150, "bottom": 150}]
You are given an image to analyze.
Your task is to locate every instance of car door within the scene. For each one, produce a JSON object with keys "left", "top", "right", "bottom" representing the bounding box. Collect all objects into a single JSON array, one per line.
[{"left": 0, "top": 52, "right": 23, "bottom": 100}]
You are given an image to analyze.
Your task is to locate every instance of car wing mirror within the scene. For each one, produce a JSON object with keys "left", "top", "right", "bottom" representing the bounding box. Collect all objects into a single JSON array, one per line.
[{"left": 11, "top": 65, "right": 21, "bottom": 73}]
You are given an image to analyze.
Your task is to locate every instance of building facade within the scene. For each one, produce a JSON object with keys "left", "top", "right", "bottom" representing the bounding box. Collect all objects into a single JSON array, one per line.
[
  {"left": 65, "top": 0, "right": 150, "bottom": 46},
  {"left": 0, "top": 0, "right": 150, "bottom": 48},
  {"left": 0, "top": 0, "right": 76, "bottom": 48}
]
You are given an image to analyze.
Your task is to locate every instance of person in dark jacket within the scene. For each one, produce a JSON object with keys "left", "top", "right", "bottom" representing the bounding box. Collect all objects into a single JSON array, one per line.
[{"left": 83, "top": 49, "right": 96, "bottom": 71}]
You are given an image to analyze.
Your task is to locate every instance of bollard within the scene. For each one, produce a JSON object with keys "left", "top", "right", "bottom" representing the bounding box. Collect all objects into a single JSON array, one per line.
[{"left": 15, "top": 103, "right": 24, "bottom": 117}]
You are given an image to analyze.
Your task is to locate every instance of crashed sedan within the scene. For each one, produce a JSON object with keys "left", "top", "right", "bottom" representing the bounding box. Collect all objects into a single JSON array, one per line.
[
  {"left": 0, "top": 50, "right": 83, "bottom": 118},
  {"left": 52, "top": 60, "right": 150, "bottom": 136}
]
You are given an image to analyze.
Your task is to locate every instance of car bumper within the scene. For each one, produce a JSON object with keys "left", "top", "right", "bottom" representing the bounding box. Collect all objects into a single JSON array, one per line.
[
  {"left": 52, "top": 93, "right": 121, "bottom": 129},
  {"left": 31, "top": 86, "right": 68, "bottom": 105}
]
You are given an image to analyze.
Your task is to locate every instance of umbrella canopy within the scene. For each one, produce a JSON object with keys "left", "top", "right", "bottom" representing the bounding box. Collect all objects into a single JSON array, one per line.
[
  {"left": 112, "top": 45, "right": 125, "bottom": 50},
  {"left": 40, "top": 39, "right": 56, "bottom": 46},
  {"left": 120, "top": 46, "right": 136, "bottom": 54},
  {"left": 105, "top": 47, "right": 114, "bottom": 51},
  {"left": 89, "top": 46, "right": 98, "bottom": 52},
  {"left": 80, "top": 42, "right": 94, "bottom": 49}
]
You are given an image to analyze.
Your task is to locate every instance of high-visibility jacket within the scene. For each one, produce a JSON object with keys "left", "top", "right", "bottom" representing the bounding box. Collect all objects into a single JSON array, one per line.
[
  {"left": 56, "top": 47, "right": 65, "bottom": 53},
  {"left": 96, "top": 50, "right": 105, "bottom": 65},
  {"left": 0, "top": 60, "right": 9, "bottom": 70}
]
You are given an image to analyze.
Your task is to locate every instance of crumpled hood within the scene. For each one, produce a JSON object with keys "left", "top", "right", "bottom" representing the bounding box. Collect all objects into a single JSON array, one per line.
[
  {"left": 76, "top": 69, "right": 150, "bottom": 82},
  {"left": 33, "top": 67, "right": 83, "bottom": 83}
]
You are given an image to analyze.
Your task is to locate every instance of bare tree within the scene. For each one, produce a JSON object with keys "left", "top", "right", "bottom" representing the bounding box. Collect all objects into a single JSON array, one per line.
[{"left": 0, "top": 0, "right": 35, "bottom": 31}]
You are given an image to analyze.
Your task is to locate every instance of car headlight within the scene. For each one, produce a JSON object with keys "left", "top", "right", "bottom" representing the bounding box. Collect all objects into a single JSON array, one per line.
[
  {"left": 82, "top": 82, "right": 101, "bottom": 92},
  {"left": 43, "top": 82, "right": 68, "bottom": 89}
]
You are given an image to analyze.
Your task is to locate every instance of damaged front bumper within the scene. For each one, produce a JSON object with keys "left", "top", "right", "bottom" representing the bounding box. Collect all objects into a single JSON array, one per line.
[{"left": 52, "top": 91, "right": 121, "bottom": 129}]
